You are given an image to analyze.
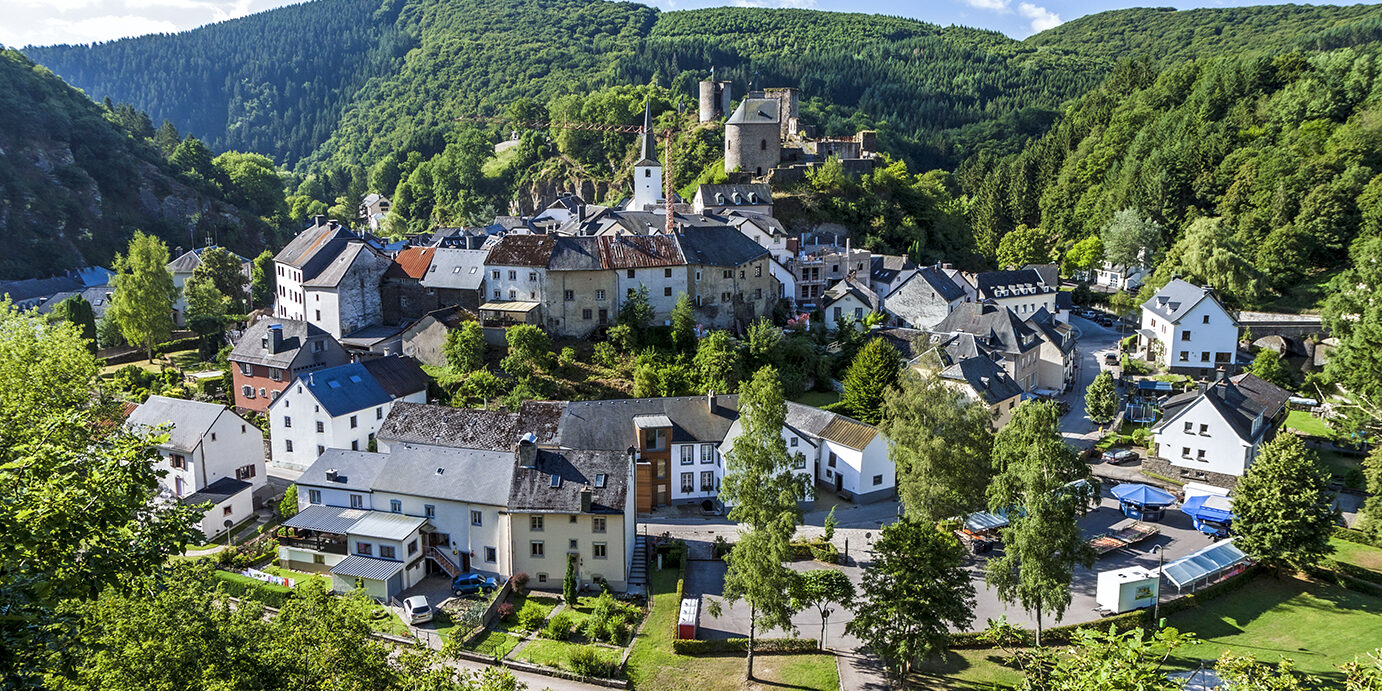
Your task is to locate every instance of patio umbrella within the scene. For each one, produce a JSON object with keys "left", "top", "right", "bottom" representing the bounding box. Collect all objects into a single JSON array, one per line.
[
  {"left": 1111, "top": 483, "right": 1177, "bottom": 507},
  {"left": 1181, "top": 494, "right": 1234, "bottom": 522}
]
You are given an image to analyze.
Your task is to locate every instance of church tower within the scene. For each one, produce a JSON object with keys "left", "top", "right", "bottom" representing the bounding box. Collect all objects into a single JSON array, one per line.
[{"left": 631, "top": 100, "right": 664, "bottom": 212}]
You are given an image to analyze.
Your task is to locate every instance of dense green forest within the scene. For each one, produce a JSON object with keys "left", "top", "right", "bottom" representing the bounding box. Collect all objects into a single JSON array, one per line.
[
  {"left": 963, "top": 46, "right": 1382, "bottom": 309},
  {"left": 0, "top": 50, "right": 270, "bottom": 279}
]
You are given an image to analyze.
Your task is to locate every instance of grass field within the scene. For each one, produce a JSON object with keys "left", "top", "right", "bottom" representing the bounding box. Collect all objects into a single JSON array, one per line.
[
  {"left": 912, "top": 648, "right": 1023, "bottom": 690},
  {"left": 463, "top": 630, "right": 522, "bottom": 659},
  {"left": 514, "top": 639, "right": 622, "bottom": 672},
  {"left": 1167, "top": 574, "right": 1382, "bottom": 683},
  {"left": 261, "top": 564, "right": 332, "bottom": 590},
  {"left": 1286, "top": 410, "right": 1334, "bottom": 439},
  {"left": 793, "top": 390, "right": 841, "bottom": 408},
  {"left": 1331, "top": 538, "right": 1382, "bottom": 573},
  {"left": 625, "top": 568, "right": 839, "bottom": 691}
]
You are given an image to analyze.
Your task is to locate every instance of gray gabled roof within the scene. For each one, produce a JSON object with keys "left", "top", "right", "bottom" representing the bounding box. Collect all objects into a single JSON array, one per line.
[
  {"left": 1142, "top": 278, "right": 1219, "bottom": 323},
  {"left": 299, "top": 449, "right": 389, "bottom": 493},
  {"left": 359, "top": 356, "right": 429, "bottom": 400},
  {"left": 284, "top": 504, "right": 371, "bottom": 534},
  {"left": 331, "top": 554, "right": 405, "bottom": 581},
  {"left": 676, "top": 226, "right": 769, "bottom": 267},
  {"left": 229, "top": 318, "right": 337, "bottom": 369},
  {"left": 559, "top": 396, "right": 741, "bottom": 450},
  {"left": 887, "top": 265, "right": 966, "bottom": 303},
  {"left": 1155, "top": 379, "right": 1275, "bottom": 442},
  {"left": 126, "top": 395, "right": 231, "bottom": 451},
  {"left": 509, "top": 448, "right": 629, "bottom": 514},
  {"left": 974, "top": 269, "right": 1055, "bottom": 301},
  {"left": 371, "top": 443, "right": 516, "bottom": 506},
  {"left": 303, "top": 242, "right": 385, "bottom": 288},
  {"left": 418, "top": 248, "right": 488, "bottom": 290},
  {"left": 377, "top": 401, "right": 565, "bottom": 451},
  {"left": 0, "top": 275, "right": 82, "bottom": 303},
  {"left": 940, "top": 355, "right": 1023, "bottom": 405},
  {"left": 935, "top": 302, "right": 1040, "bottom": 356},
  {"left": 824, "top": 277, "right": 881, "bottom": 312},
  {"left": 286, "top": 362, "right": 394, "bottom": 417},
  {"left": 696, "top": 184, "right": 772, "bottom": 207},
  {"left": 275, "top": 222, "right": 360, "bottom": 280},
  {"left": 547, "top": 236, "right": 605, "bottom": 271},
  {"left": 167, "top": 245, "right": 248, "bottom": 275}
]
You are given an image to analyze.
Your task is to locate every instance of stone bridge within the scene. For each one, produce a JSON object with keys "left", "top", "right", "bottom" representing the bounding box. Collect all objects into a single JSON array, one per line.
[{"left": 1235, "top": 311, "right": 1327, "bottom": 342}]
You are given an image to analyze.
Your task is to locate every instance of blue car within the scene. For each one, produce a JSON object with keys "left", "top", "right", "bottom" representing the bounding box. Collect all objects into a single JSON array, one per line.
[{"left": 452, "top": 573, "right": 500, "bottom": 597}]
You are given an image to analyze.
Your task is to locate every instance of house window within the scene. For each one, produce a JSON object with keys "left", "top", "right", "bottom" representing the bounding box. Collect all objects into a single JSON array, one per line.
[
  {"left": 537, "top": 573, "right": 548, "bottom": 583},
  {"left": 314, "top": 310, "right": 320, "bottom": 321},
  {"left": 223, "top": 506, "right": 234, "bottom": 517},
  {"left": 681, "top": 472, "right": 694, "bottom": 493},
  {"left": 582, "top": 309, "right": 592, "bottom": 320},
  {"left": 1201, "top": 352, "right": 1210, "bottom": 362},
  {"left": 530, "top": 515, "right": 544, "bottom": 532},
  {"left": 854, "top": 307, "right": 864, "bottom": 319},
  {"left": 754, "top": 288, "right": 762, "bottom": 300},
  {"left": 240, "top": 362, "right": 253, "bottom": 376},
  {"left": 569, "top": 538, "right": 579, "bottom": 551},
  {"left": 789, "top": 437, "right": 798, "bottom": 447},
  {"left": 760, "top": 139, "right": 767, "bottom": 151},
  {"left": 1181, "top": 330, "right": 1191, "bottom": 341},
  {"left": 349, "top": 494, "right": 363, "bottom": 509},
  {"left": 284, "top": 416, "right": 292, "bottom": 429},
  {"left": 793, "top": 454, "right": 807, "bottom": 470},
  {"left": 380, "top": 545, "right": 396, "bottom": 560},
  {"left": 528, "top": 272, "right": 537, "bottom": 281},
  {"left": 721, "top": 292, "right": 731, "bottom": 303},
  {"left": 723, "top": 270, "right": 732, "bottom": 279},
  {"left": 471, "top": 510, "right": 483, "bottom": 526},
  {"left": 169, "top": 454, "right": 186, "bottom": 470},
  {"left": 681, "top": 446, "right": 694, "bottom": 465},
  {"left": 701, "top": 471, "right": 715, "bottom": 491},
  {"left": 509, "top": 289, "right": 517, "bottom": 300},
  {"left": 270, "top": 368, "right": 283, "bottom": 382},
  {"left": 408, "top": 539, "right": 418, "bottom": 555},
  {"left": 242, "top": 385, "right": 254, "bottom": 398},
  {"left": 485, "top": 546, "right": 497, "bottom": 562},
  {"left": 701, "top": 444, "right": 714, "bottom": 463},
  {"left": 593, "top": 542, "right": 607, "bottom": 559},
  {"left": 308, "top": 489, "right": 321, "bottom": 504},
  {"left": 316, "top": 421, "right": 324, "bottom": 433},
  {"left": 595, "top": 289, "right": 606, "bottom": 301},
  {"left": 493, "top": 289, "right": 501, "bottom": 299},
  {"left": 424, "top": 504, "right": 435, "bottom": 518},
  {"left": 1179, "top": 352, "right": 1189, "bottom": 362},
  {"left": 570, "top": 515, "right": 577, "bottom": 523},
  {"left": 508, "top": 270, "right": 517, "bottom": 280},
  {"left": 593, "top": 517, "right": 607, "bottom": 533},
  {"left": 316, "top": 445, "right": 324, "bottom": 456},
  {"left": 387, "top": 499, "right": 400, "bottom": 513},
  {"left": 236, "top": 464, "right": 256, "bottom": 481},
  {"left": 377, "top": 407, "right": 383, "bottom": 420},
  {"left": 873, "top": 474, "right": 884, "bottom": 486},
  {"left": 313, "top": 340, "right": 324, "bottom": 353},
  {"left": 492, "top": 270, "right": 500, "bottom": 280},
  {"left": 285, "top": 439, "right": 294, "bottom": 452},
  {"left": 349, "top": 415, "right": 358, "bottom": 429},
  {"left": 313, "top": 554, "right": 325, "bottom": 564},
  {"left": 1197, "top": 449, "right": 1207, "bottom": 461},
  {"left": 1184, "top": 422, "right": 1193, "bottom": 434},
  {"left": 564, "top": 290, "right": 574, "bottom": 301},
  {"left": 1200, "top": 424, "right": 1209, "bottom": 435},
  {"left": 664, "top": 286, "right": 672, "bottom": 297},
  {"left": 356, "top": 542, "right": 372, "bottom": 556},
  {"left": 627, "top": 269, "right": 635, "bottom": 279},
  {"left": 531, "top": 541, "right": 545, "bottom": 558},
  {"left": 1182, "top": 447, "right": 1192, "bottom": 458},
  {"left": 1203, "top": 315, "right": 1210, "bottom": 324},
  {"left": 828, "top": 452, "right": 837, "bottom": 468}
]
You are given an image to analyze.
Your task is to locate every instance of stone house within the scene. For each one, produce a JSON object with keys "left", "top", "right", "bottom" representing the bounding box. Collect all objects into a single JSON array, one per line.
[
  {"left": 228, "top": 318, "right": 349, "bottom": 412},
  {"left": 400, "top": 306, "right": 477, "bottom": 368},
  {"left": 881, "top": 265, "right": 968, "bottom": 330}
]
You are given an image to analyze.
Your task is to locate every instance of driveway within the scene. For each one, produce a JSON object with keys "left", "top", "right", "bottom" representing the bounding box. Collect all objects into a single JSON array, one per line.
[{"left": 1061, "top": 314, "right": 1128, "bottom": 449}]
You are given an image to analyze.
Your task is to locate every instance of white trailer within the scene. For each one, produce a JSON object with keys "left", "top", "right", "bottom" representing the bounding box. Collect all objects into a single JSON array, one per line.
[{"left": 1096, "top": 566, "right": 1159, "bottom": 614}]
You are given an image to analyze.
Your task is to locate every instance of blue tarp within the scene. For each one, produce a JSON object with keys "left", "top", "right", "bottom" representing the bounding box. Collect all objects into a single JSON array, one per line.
[
  {"left": 1181, "top": 495, "right": 1234, "bottom": 523},
  {"left": 1111, "top": 483, "right": 1177, "bottom": 507},
  {"left": 1137, "top": 380, "right": 1174, "bottom": 392}
]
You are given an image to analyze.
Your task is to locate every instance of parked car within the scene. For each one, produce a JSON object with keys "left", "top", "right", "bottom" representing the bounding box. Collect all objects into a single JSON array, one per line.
[
  {"left": 1104, "top": 352, "right": 1120, "bottom": 367},
  {"left": 1100, "top": 449, "right": 1139, "bottom": 465},
  {"left": 402, "top": 595, "right": 433, "bottom": 624},
  {"left": 452, "top": 572, "right": 500, "bottom": 597}
]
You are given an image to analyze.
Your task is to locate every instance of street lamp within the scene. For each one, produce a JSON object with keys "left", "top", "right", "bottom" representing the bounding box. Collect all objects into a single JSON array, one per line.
[{"left": 1150, "top": 545, "right": 1165, "bottom": 625}]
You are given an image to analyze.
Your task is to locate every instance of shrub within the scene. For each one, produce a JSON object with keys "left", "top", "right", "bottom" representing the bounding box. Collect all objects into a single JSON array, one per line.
[
  {"left": 711, "top": 535, "right": 732, "bottom": 559},
  {"left": 671, "top": 637, "right": 818, "bottom": 655},
  {"left": 541, "top": 612, "right": 575, "bottom": 640},
  {"left": 567, "top": 645, "right": 615, "bottom": 677},
  {"left": 213, "top": 570, "right": 292, "bottom": 608},
  {"left": 585, "top": 591, "right": 640, "bottom": 643},
  {"left": 1335, "top": 527, "right": 1381, "bottom": 547},
  {"left": 511, "top": 572, "right": 530, "bottom": 591},
  {"left": 518, "top": 604, "right": 547, "bottom": 631},
  {"left": 593, "top": 342, "right": 619, "bottom": 368},
  {"left": 809, "top": 541, "right": 839, "bottom": 564},
  {"left": 497, "top": 602, "right": 516, "bottom": 622}
]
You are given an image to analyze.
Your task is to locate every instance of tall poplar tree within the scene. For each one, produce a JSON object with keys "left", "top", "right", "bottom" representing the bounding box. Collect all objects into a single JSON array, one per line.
[{"left": 108, "top": 231, "right": 177, "bottom": 360}]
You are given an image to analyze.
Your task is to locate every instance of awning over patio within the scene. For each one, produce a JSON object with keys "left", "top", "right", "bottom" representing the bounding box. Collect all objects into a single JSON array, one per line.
[
  {"left": 1162, "top": 539, "right": 1250, "bottom": 590},
  {"left": 330, "top": 555, "right": 406, "bottom": 581},
  {"left": 1181, "top": 494, "right": 1234, "bottom": 523},
  {"left": 1111, "top": 483, "right": 1177, "bottom": 508},
  {"left": 963, "top": 511, "right": 1010, "bottom": 532},
  {"left": 283, "top": 505, "right": 369, "bottom": 534}
]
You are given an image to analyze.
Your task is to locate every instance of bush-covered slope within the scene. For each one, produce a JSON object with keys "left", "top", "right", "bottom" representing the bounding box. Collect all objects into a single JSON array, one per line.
[{"left": 0, "top": 50, "right": 266, "bottom": 279}]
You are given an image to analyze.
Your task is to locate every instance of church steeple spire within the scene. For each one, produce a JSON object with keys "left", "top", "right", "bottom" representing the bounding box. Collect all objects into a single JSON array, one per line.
[{"left": 639, "top": 98, "right": 657, "bottom": 165}]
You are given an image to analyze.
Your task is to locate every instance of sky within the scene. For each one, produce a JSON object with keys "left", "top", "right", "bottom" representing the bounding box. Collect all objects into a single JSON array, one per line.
[{"left": 0, "top": 0, "right": 1370, "bottom": 48}]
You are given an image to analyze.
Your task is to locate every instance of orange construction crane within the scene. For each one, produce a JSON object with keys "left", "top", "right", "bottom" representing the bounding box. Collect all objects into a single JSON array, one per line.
[{"left": 458, "top": 106, "right": 680, "bottom": 234}]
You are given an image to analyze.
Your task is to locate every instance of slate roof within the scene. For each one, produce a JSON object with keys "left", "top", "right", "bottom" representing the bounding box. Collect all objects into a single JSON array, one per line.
[
  {"left": 283, "top": 505, "right": 371, "bottom": 534},
  {"left": 409, "top": 305, "right": 476, "bottom": 332},
  {"left": 181, "top": 477, "right": 251, "bottom": 506},
  {"left": 599, "top": 235, "right": 683, "bottom": 269},
  {"left": 887, "top": 265, "right": 966, "bottom": 303},
  {"left": 81, "top": 284, "right": 115, "bottom": 318},
  {"left": 304, "top": 242, "right": 383, "bottom": 288},
  {"left": 292, "top": 362, "right": 394, "bottom": 417},
  {"left": 509, "top": 448, "right": 629, "bottom": 514},
  {"left": 1143, "top": 278, "right": 1217, "bottom": 323},
  {"left": 869, "top": 327, "right": 931, "bottom": 362},
  {"left": 377, "top": 401, "right": 564, "bottom": 451},
  {"left": 385, "top": 247, "right": 436, "bottom": 280},
  {"left": 935, "top": 302, "right": 1040, "bottom": 356},
  {"left": 230, "top": 319, "right": 332, "bottom": 368},
  {"left": 941, "top": 356, "right": 1024, "bottom": 405},
  {"left": 974, "top": 268, "right": 1055, "bottom": 301},
  {"left": 1030, "top": 308, "right": 1076, "bottom": 353},
  {"left": 558, "top": 396, "right": 741, "bottom": 450},
  {"left": 372, "top": 443, "right": 516, "bottom": 505},
  {"left": 724, "top": 211, "right": 789, "bottom": 238},
  {"left": 547, "top": 237, "right": 605, "bottom": 271},
  {"left": 275, "top": 222, "right": 360, "bottom": 280},
  {"left": 331, "top": 554, "right": 405, "bottom": 580},
  {"left": 486, "top": 235, "right": 555, "bottom": 267},
  {"left": 0, "top": 275, "right": 82, "bottom": 303},
  {"left": 419, "top": 248, "right": 488, "bottom": 290},
  {"left": 824, "top": 277, "right": 881, "bottom": 312},
  {"left": 168, "top": 246, "right": 248, "bottom": 275},
  {"left": 1157, "top": 379, "right": 1275, "bottom": 442},
  {"left": 126, "top": 395, "right": 228, "bottom": 451},
  {"left": 299, "top": 449, "right": 390, "bottom": 492},
  {"left": 71, "top": 266, "right": 114, "bottom": 287},
  {"left": 360, "top": 356, "right": 429, "bottom": 399},
  {"left": 869, "top": 254, "right": 916, "bottom": 287},
  {"left": 727, "top": 97, "right": 780, "bottom": 124},
  {"left": 676, "top": 227, "right": 770, "bottom": 267},
  {"left": 1228, "top": 373, "right": 1292, "bottom": 420},
  {"left": 348, "top": 511, "right": 426, "bottom": 541},
  {"left": 696, "top": 184, "right": 772, "bottom": 207},
  {"left": 33, "top": 291, "right": 81, "bottom": 315},
  {"left": 1023, "top": 264, "right": 1060, "bottom": 288}
]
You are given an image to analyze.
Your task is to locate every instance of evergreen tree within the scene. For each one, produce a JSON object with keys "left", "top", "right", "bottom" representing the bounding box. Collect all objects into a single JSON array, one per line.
[
  {"left": 985, "top": 401, "right": 1095, "bottom": 646},
  {"left": 847, "top": 520, "right": 975, "bottom": 682},
  {"left": 745, "top": 317, "right": 783, "bottom": 371},
  {"left": 1362, "top": 448, "right": 1382, "bottom": 542},
  {"left": 153, "top": 119, "right": 181, "bottom": 158},
  {"left": 881, "top": 371, "right": 995, "bottom": 523},
  {"left": 108, "top": 231, "right": 177, "bottom": 360},
  {"left": 670, "top": 293, "right": 696, "bottom": 353},
  {"left": 1232, "top": 434, "right": 1337, "bottom": 572},
  {"left": 48, "top": 294, "right": 98, "bottom": 353},
  {"left": 841, "top": 338, "right": 900, "bottom": 425},
  {"left": 249, "top": 250, "right": 275, "bottom": 309},
  {"left": 563, "top": 553, "right": 579, "bottom": 605},
  {"left": 1085, "top": 370, "right": 1118, "bottom": 424},
  {"left": 617, "top": 286, "right": 654, "bottom": 348}
]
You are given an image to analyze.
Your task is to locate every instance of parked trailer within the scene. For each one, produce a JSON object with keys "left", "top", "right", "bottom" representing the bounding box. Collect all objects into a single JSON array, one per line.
[{"left": 1088, "top": 520, "right": 1161, "bottom": 557}]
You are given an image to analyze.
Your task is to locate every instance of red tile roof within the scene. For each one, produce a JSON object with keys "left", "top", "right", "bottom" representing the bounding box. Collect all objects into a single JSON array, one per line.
[{"left": 386, "top": 247, "right": 436, "bottom": 280}]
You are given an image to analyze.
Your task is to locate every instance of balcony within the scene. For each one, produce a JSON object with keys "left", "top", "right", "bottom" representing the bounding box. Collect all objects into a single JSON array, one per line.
[{"left": 277, "top": 528, "right": 348, "bottom": 555}]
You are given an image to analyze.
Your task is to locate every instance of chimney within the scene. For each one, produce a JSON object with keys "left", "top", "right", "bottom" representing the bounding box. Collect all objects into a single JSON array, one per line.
[
  {"left": 580, "top": 486, "right": 593, "bottom": 514},
  {"left": 517, "top": 432, "right": 538, "bottom": 469},
  {"left": 328, "top": 220, "right": 339, "bottom": 230},
  {"left": 325, "top": 469, "right": 338, "bottom": 482},
  {"left": 313, "top": 214, "right": 325, "bottom": 227},
  {"left": 268, "top": 323, "right": 283, "bottom": 352},
  {"left": 707, "top": 390, "right": 717, "bottom": 414}
]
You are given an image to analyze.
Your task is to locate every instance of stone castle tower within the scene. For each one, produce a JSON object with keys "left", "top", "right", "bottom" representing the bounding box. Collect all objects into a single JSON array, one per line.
[
  {"left": 724, "top": 93, "right": 782, "bottom": 178},
  {"left": 698, "top": 79, "right": 733, "bottom": 122}
]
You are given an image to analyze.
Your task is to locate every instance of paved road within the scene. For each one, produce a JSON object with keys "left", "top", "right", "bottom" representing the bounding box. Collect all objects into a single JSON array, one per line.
[{"left": 1059, "top": 314, "right": 1127, "bottom": 449}]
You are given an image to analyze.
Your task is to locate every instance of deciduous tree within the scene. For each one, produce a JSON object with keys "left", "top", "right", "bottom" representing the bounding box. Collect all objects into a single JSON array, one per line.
[
  {"left": 1232, "top": 433, "right": 1336, "bottom": 572},
  {"left": 694, "top": 330, "right": 741, "bottom": 394},
  {"left": 250, "top": 250, "right": 275, "bottom": 309},
  {"left": 108, "top": 231, "right": 177, "bottom": 360},
  {"left": 1361, "top": 448, "right": 1382, "bottom": 542},
  {"left": 1100, "top": 207, "right": 1163, "bottom": 268},
  {"left": 671, "top": 293, "right": 696, "bottom": 353},
  {"left": 1085, "top": 369, "right": 1118, "bottom": 424},
  {"left": 1063, "top": 235, "right": 1104, "bottom": 275},
  {"left": 880, "top": 371, "right": 994, "bottom": 523},
  {"left": 445, "top": 321, "right": 487, "bottom": 373},
  {"left": 846, "top": 520, "right": 975, "bottom": 682},
  {"left": 500, "top": 324, "right": 550, "bottom": 379},
  {"left": 789, "top": 569, "right": 855, "bottom": 648},
  {"left": 841, "top": 337, "right": 900, "bottom": 425},
  {"left": 997, "top": 224, "right": 1051, "bottom": 268},
  {"left": 191, "top": 246, "right": 248, "bottom": 312},
  {"left": 1247, "top": 348, "right": 1293, "bottom": 390}
]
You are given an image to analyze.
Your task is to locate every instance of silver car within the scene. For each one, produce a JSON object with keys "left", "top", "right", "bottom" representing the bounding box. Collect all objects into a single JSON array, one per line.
[{"left": 402, "top": 595, "right": 433, "bottom": 624}]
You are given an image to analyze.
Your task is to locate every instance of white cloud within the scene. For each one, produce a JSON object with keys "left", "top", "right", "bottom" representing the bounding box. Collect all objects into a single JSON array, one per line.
[
  {"left": 962, "top": 0, "right": 1011, "bottom": 12},
  {"left": 732, "top": 0, "right": 817, "bottom": 7},
  {"left": 1017, "top": 2, "right": 1062, "bottom": 32}
]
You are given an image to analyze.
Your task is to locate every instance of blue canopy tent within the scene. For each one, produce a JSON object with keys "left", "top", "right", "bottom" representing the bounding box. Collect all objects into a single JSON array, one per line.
[
  {"left": 1181, "top": 495, "right": 1235, "bottom": 538},
  {"left": 1111, "top": 483, "right": 1177, "bottom": 521}
]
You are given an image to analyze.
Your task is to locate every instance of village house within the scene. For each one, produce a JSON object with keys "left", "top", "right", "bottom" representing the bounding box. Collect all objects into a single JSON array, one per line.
[
  {"left": 822, "top": 277, "right": 881, "bottom": 331},
  {"left": 400, "top": 306, "right": 476, "bottom": 367},
  {"left": 974, "top": 268, "right": 1062, "bottom": 324},
  {"left": 881, "top": 265, "right": 968, "bottom": 330},
  {"left": 167, "top": 245, "right": 249, "bottom": 327},
  {"left": 1139, "top": 278, "right": 1240, "bottom": 373},
  {"left": 1096, "top": 262, "right": 1147, "bottom": 292},
  {"left": 359, "top": 193, "right": 391, "bottom": 231},
  {"left": 693, "top": 183, "right": 774, "bottom": 217},
  {"left": 228, "top": 319, "right": 350, "bottom": 412},
  {"left": 1147, "top": 373, "right": 1291, "bottom": 488},
  {"left": 935, "top": 301, "right": 1043, "bottom": 391},
  {"left": 125, "top": 395, "right": 265, "bottom": 539},
  {"left": 274, "top": 218, "right": 391, "bottom": 339},
  {"left": 723, "top": 211, "right": 793, "bottom": 264},
  {"left": 266, "top": 357, "right": 427, "bottom": 469},
  {"left": 1030, "top": 308, "right": 1079, "bottom": 394},
  {"left": 868, "top": 254, "right": 917, "bottom": 299},
  {"left": 888, "top": 329, "right": 1024, "bottom": 427},
  {"left": 418, "top": 247, "right": 488, "bottom": 312}
]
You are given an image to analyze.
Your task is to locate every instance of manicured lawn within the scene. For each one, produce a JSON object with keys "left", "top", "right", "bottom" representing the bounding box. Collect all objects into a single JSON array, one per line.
[
  {"left": 1167, "top": 574, "right": 1382, "bottom": 681},
  {"left": 911, "top": 647, "right": 1024, "bottom": 690},
  {"left": 625, "top": 568, "right": 839, "bottom": 691},
  {"left": 261, "top": 564, "right": 332, "bottom": 590},
  {"left": 514, "top": 639, "right": 621, "bottom": 672},
  {"left": 793, "top": 390, "right": 841, "bottom": 408},
  {"left": 1331, "top": 538, "right": 1382, "bottom": 574},
  {"left": 500, "top": 592, "right": 559, "bottom": 631},
  {"left": 1286, "top": 410, "right": 1334, "bottom": 439},
  {"left": 463, "top": 630, "right": 522, "bottom": 659}
]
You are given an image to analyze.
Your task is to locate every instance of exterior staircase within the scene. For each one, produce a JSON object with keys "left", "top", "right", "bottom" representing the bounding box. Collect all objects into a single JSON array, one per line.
[
  {"left": 628, "top": 535, "right": 649, "bottom": 589},
  {"left": 427, "top": 547, "right": 463, "bottom": 579}
]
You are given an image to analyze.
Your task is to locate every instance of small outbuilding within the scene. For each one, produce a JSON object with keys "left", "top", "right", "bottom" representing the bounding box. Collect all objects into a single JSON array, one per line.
[
  {"left": 1096, "top": 566, "right": 1159, "bottom": 614},
  {"left": 677, "top": 597, "right": 700, "bottom": 640},
  {"left": 1111, "top": 483, "right": 1177, "bottom": 522}
]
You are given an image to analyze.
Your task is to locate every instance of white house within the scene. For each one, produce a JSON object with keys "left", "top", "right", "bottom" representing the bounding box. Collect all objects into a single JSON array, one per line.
[
  {"left": 267, "top": 358, "right": 428, "bottom": 469},
  {"left": 167, "top": 246, "right": 249, "bottom": 327},
  {"left": 974, "top": 268, "right": 1061, "bottom": 324},
  {"left": 359, "top": 193, "right": 391, "bottom": 231},
  {"left": 822, "top": 277, "right": 880, "bottom": 331},
  {"left": 723, "top": 211, "right": 793, "bottom": 264},
  {"left": 1139, "top": 279, "right": 1239, "bottom": 372},
  {"left": 1096, "top": 262, "right": 1147, "bottom": 292},
  {"left": 1147, "top": 374, "right": 1291, "bottom": 488},
  {"left": 125, "top": 395, "right": 265, "bottom": 539},
  {"left": 274, "top": 219, "right": 390, "bottom": 338}
]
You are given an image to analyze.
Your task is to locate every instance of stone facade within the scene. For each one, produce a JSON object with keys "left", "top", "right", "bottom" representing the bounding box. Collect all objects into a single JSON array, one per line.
[
  {"left": 544, "top": 269, "right": 618, "bottom": 337},
  {"left": 1141, "top": 455, "right": 1240, "bottom": 490},
  {"left": 688, "top": 258, "right": 775, "bottom": 329}
]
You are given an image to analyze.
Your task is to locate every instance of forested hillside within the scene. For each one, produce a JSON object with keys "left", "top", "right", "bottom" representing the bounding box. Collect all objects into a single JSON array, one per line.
[
  {"left": 964, "top": 46, "right": 1382, "bottom": 309},
  {"left": 0, "top": 50, "right": 269, "bottom": 279}
]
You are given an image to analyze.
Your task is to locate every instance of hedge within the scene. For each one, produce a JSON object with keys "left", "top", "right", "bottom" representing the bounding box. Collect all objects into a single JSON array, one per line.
[
  {"left": 1334, "top": 527, "right": 1381, "bottom": 548},
  {"left": 214, "top": 569, "right": 294, "bottom": 608},
  {"left": 1323, "top": 559, "right": 1382, "bottom": 586},
  {"left": 671, "top": 637, "right": 819, "bottom": 656},
  {"left": 1308, "top": 566, "right": 1382, "bottom": 597}
]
